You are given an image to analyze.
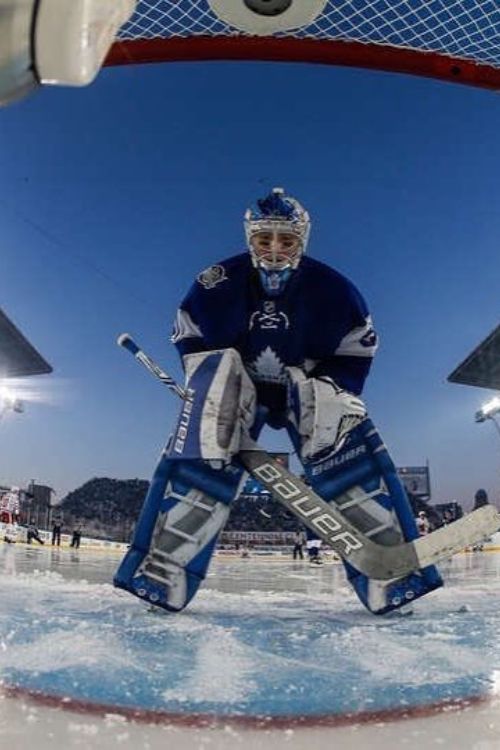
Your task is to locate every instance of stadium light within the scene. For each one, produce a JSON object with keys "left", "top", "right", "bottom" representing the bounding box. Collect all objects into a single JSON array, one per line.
[
  {"left": 0, "top": 386, "right": 24, "bottom": 420},
  {"left": 475, "top": 396, "right": 500, "bottom": 438}
]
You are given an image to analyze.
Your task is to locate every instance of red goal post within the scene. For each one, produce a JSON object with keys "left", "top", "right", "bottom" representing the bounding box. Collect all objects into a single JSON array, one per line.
[{"left": 107, "top": 0, "right": 500, "bottom": 90}]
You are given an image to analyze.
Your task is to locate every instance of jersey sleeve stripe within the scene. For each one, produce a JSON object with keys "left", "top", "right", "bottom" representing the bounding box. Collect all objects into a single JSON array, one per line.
[
  {"left": 334, "top": 316, "right": 379, "bottom": 358},
  {"left": 171, "top": 308, "right": 203, "bottom": 344}
]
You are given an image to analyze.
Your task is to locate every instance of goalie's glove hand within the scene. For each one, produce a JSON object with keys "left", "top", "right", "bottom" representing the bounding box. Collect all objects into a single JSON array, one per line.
[
  {"left": 315, "top": 376, "right": 367, "bottom": 417},
  {"left": 287, "top": 370, "right": 367, "bottom": 460}
]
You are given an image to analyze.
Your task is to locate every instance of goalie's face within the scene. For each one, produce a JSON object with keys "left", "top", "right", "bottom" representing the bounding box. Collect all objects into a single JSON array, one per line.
[{"left": 250, "top": 230, "right": 302, "bottom": 271}]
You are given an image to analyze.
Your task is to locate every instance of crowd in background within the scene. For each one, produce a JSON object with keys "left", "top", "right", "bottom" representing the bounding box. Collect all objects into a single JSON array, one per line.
[
  {"left": 0, "top": 486, "right": 84, "bottom": 547},
  {"left": 414, "top": 489, "right": 491, "bottom": 536},
  {"left": 0, "top": 483, "right": 495, "bottom": 550}
]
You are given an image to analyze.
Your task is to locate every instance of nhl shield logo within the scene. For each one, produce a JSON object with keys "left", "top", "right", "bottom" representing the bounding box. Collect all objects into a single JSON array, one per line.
[
  {"left": 197, "top": 264, "right": 227, "bottom": 289},
  {"left": 249, "top": 301, "right": 290, "bottom": 330}
]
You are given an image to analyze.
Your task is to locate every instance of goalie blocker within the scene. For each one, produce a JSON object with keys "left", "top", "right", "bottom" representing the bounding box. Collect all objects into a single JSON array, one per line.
[{"left": 116, "top": 346, "right": 494, "bottom": 615}]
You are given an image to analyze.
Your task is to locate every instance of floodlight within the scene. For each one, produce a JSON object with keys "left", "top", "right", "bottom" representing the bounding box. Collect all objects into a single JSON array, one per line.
[
  {"left": 0, "top": 385, "right": 17, "bottom": 404},
  {"left": 475, "top": 397, "right": 500, "bottom": 423},
  {"left": 0, "top": 386, "right": 25, "bottom": 420},
  {"left": 475, "top": 395, "right": 500, "bottom": 440}
]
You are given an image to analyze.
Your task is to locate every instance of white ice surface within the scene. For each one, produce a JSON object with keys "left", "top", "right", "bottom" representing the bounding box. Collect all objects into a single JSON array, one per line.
[{"left": 0, "top": 545, "right": 500, "bottom": 749}]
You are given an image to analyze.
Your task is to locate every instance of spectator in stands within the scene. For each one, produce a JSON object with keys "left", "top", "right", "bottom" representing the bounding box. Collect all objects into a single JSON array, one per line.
[
  {"left": 416, "top": 510, "right": 430, "bottom": 536},
  {"left": 473, "top": 489, "right": 490, "bottom": 509},
  {"left": 292, "top": 529, "right": 306, "bottom": 560},
  {"left": 27, "top": 520, "right": 44, "bottom": 545},
  {"left": 442, "top": 509, "right": 454, "bottom": 525},
  {"left": 70, "top": 523, "right": 83, "bottom": 549},
  {"left": 52, "top": 515, "right": 63, "bottom": 546}
]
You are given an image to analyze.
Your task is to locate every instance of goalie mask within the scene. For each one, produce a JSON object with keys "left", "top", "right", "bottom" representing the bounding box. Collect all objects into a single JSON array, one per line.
[{"left": 244, "top": 187, "right": 310, "bottom": 296}]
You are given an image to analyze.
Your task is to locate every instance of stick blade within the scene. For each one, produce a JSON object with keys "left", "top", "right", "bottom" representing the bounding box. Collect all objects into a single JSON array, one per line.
[{"left": 415, "top": 505, "right": 500, "bottom": 567}]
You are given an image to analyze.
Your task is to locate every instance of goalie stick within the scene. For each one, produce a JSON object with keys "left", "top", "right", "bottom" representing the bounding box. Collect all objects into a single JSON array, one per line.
[{"left": 117, "top": 333, "right": 500, "bottom": 580}]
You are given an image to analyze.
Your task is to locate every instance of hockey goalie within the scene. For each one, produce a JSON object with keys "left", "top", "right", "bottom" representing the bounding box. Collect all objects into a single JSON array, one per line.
[
  {"left": 113, "top": 186, "right": 453, "bottom": 616},
  {"left": 0, "top": 0, "right": 135, "bottom": 106}
]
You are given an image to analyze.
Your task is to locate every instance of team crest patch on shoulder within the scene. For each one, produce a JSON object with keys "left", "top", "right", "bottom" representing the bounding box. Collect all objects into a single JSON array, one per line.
[{"left": 197, "top": 264, "right": 227, "bottom": 289}]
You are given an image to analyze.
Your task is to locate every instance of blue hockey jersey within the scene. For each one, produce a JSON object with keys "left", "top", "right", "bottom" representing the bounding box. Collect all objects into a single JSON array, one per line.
[{"left": 172, "top": 253, "right": 378, "bottom": 411}]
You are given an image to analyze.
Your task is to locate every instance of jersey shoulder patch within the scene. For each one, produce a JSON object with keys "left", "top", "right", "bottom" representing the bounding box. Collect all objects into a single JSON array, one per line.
[{"left": 197, "top": 264, "right": 228, "bottom": 289}]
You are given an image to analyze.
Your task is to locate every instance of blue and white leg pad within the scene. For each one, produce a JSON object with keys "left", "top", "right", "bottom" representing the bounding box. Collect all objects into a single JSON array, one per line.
[
  {"left": 114, "top": 451, "right": 245, "bottom": 611},
  {"left": 305, "top": 418, "right": 443, "bottom": 614}
]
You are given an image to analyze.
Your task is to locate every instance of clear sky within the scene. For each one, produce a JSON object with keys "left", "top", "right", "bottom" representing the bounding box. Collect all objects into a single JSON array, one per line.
[{"left": 0, "top": 57, "right": 498, "bottom": 509}]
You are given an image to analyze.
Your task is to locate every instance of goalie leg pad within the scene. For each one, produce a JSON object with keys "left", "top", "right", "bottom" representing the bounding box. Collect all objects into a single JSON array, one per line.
[
  {"left": 169, "top": 349, "right": 256, "bottom": 461},
  {"left": 344, "top": 560, "right": 443, "bottom": 615},
  {"left": 114, "top": 451, "right": 245, "bottom": 612},
  {"left": 300, "top": 418, "right": 443, "bottom": 614}
]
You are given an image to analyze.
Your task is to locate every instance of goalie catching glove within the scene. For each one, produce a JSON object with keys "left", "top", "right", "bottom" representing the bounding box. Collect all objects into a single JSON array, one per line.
[{"left": 287, "top": 369, "right": 367, "bottom": 460}]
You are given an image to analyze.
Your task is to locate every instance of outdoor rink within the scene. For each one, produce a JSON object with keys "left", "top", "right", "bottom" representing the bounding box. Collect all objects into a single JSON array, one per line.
[{"left": 1, "top": 545, "right": 500, "bottom": 749}]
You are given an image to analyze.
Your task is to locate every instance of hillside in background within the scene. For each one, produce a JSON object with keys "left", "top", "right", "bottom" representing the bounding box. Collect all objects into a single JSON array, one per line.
[
  {"left": 21, "top": 473, "right": 446, "bottom": 543},
  {"left": 55, "top": 478, "right": 300, "bottom": 542},
  {"left": 59, "top": 478, "right": 148, "bottom": 541}
]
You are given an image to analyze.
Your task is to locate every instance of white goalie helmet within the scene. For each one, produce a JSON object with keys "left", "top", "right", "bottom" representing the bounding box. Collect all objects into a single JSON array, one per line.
[{"left": 244, "top": 187, "right": 311, "bottom": 295}]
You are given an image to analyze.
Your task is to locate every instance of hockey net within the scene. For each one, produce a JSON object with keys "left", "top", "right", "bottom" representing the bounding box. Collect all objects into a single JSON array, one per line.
[{"left": 108, "top": 1, "right": 500, "bottom": 89}]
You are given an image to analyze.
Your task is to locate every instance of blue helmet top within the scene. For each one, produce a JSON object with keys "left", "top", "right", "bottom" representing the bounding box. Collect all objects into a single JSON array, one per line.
[
  {"left": 244, "top": 187, "right": 311, "bottom": 296},
  {"left": 256, "top": 190, "right": 298, "bottom": 221}
]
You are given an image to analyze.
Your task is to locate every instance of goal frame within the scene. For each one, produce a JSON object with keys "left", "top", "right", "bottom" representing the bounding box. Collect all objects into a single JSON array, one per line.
[{"left": 107, "top": 35, "right": 500, "bottom": 91}]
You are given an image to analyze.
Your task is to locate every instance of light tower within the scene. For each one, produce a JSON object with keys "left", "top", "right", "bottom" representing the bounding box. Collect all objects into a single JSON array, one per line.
[{"left": 475, "top": 396, "right": 500, "bottom": 441}]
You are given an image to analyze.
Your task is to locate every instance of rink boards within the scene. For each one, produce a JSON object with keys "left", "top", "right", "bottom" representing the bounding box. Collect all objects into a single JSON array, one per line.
[{"left": 2, "top": 522, "right": 500, "bottom": 556}]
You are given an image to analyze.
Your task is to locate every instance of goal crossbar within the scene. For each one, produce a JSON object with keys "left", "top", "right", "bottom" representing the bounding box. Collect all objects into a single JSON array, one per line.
[{"left": 106, "top": 1, "right": 500, "bottom": 90}]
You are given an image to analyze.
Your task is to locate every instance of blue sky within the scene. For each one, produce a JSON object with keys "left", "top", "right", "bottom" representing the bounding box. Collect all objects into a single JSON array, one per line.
[{"left": 0, "top": 58, "right": 498, "bottom": 508}]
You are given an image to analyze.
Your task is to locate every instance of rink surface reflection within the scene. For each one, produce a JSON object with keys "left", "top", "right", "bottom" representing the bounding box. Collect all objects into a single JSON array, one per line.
[{"left": 1, "top": 545, "right": 500, "bottom": 748}]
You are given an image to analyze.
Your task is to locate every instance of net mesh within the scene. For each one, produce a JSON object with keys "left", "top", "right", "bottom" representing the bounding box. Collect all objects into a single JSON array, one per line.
[{"left": 118, "top": 0, "right": 500, "bottom": 70}]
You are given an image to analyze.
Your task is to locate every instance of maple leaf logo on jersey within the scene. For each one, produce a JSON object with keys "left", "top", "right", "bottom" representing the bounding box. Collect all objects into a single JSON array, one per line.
[{"left": 247, "top": 346, "right": 288, "bottom": 384}]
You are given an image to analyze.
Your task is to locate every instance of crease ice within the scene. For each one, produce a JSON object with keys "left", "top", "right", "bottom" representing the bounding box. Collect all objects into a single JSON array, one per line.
[{"left": 162, "top": 628, "right": 258, "bottom": 704}]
